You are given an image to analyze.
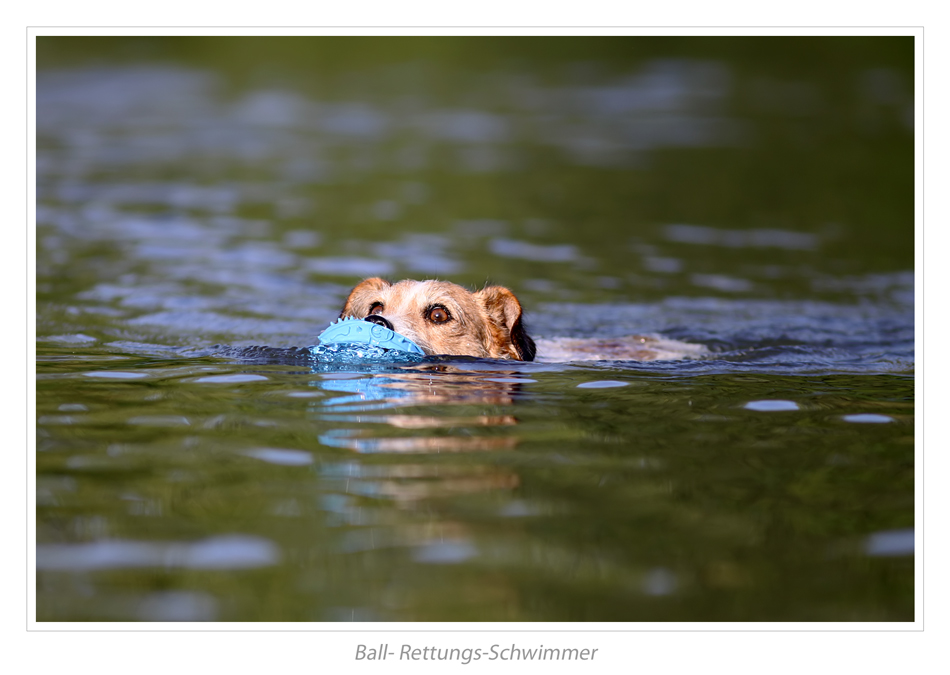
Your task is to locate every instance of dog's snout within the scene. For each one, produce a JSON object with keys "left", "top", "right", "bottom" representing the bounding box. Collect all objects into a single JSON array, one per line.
[{"left": 363, "top": 314, "right": 394, "bottom": 331}]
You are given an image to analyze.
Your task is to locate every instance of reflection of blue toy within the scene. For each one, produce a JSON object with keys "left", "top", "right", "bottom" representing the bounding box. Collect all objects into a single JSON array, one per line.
[{"left": 316, "top": 317, "right": 425, "bottom": 355}]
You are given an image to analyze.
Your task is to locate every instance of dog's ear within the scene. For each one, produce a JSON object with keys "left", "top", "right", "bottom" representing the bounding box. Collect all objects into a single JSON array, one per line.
[
  {"left": 475, "top": 286, "right": 537, "bottom": 362},
  {"left": 340, "top": 277, "right": 391, "bottom": 318}
]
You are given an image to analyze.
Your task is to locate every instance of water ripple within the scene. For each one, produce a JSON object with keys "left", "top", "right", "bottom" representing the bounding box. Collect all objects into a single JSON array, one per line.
[{"left": 36, "top": 535, "right": 281, "bottom": 571}]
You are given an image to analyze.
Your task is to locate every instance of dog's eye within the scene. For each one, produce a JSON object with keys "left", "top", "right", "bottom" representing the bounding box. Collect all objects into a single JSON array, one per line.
[
  {"left": 426, "top": 306, "right": 451, "bottom": 324},
  {"left": 369, "top": 302, "right": 384, "bottom": 315}
]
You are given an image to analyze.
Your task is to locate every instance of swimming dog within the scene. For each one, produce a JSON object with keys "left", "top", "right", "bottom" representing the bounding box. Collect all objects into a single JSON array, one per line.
[
  {"left": 340, "top": 277, "right": 536, "bottom": 361},
  {"left": 339, "top": 277, "right": 705, "bottom": 362}
]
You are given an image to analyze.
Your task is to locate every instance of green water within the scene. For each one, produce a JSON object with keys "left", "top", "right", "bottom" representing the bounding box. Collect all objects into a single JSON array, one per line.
[{"left": 35, "top": 37, "right": 914, "bottom": 621}]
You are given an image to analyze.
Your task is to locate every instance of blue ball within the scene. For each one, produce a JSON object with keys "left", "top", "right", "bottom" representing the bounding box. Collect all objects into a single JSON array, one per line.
[{"left": 316, "top": 317, "right": 425, "bottom": 355}]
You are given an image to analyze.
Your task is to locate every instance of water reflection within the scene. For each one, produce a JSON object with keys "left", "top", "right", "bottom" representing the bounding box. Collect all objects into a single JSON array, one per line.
[
  {"left": 864, "top": 529, "right": 914, "bottom": 557},
  {"left": 489, "top": 238, "right": 582, "bottom": 263},
  {"left": 319, "top": 431, "right": 518, "bottom": 454},
  {"left": 243, "top": 448, "right": 315, "bottom": 466},
  {"left": 664, "top": 223, "right": 818, "bottom": 250},
  {"left": 641, "top": 567, "right": 678, "bottom": 596},
  {"left": 137, "top": 591, "right": 218, "bottom": 622},
  {"left": 307, "top": 362, "right": 528, "bottom": 535},
  {"left": 314, "top": 365, "right": 529, "bottom": 409},
  {"left": 744, "top": 399, "right": 800, "bottom": 412},
  {"left": 36, "top": 58, "right": 752, "bottom": 186},
  {"left": 36, "top": 535, "right": 280, "bottom": 571},
  {"left": 311, "top": 362, "right": 527, "bottom": 453},
  {"left": 320, "top": 458, "right": 519, "bottom": 563},
  {"left": 323, "top": 461, "right": 520, "bottom": 508},
  {"left": 321, "top": 413, "right": 518, "bottom": 430},
  {"left": 413, "top": 541, "right": 479, "bottom": 564}
]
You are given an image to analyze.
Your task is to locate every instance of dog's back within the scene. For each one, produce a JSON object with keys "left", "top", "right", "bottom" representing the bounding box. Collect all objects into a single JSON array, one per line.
[{"left": 535, "top": 336, "right": 708, "bottom": 362}]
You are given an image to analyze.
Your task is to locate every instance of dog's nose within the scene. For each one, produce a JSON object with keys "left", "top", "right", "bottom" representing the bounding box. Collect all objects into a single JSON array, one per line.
[{"left": 363, "top": 314, "right": 394, "bottom": 331}]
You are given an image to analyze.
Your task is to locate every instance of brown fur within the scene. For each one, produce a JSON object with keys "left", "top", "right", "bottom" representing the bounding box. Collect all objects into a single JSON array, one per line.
[{"left": 339, "top": 278, "right": 536, "bottom": 361}]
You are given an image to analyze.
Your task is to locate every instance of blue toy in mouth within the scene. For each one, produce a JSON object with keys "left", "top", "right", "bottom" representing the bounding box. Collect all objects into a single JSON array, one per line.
[{"left": 316, "top": 316, "right": 425, "bottom": 355}]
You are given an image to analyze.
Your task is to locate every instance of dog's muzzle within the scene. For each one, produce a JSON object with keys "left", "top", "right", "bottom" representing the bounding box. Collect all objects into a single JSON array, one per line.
[{"left": 363, "top": 314, "right": 394, "bottom": 331}]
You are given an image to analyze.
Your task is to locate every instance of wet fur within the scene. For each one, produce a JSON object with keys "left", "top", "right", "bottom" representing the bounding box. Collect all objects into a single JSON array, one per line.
[
  {"left": 340, "top": 278, "right": 536, "bottom": 361},
  {"left": 340, "top": 277, "right": 705, "bottom": 362}
]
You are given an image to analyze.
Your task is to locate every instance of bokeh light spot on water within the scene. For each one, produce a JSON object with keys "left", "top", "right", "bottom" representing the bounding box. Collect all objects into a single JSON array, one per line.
[
  {"left": 690, "top": 273, "right": 754, "bottom": 293},
  {"left": 128, "top": 415, "right": 190, "bottom": 426},
  {"left": 864, "top": 529, "right": 914, "bottom": 557},
  {"left": 642, "top": 567, "right": 678, "bottom": 596},
  {"left": 137, "top": 591, "right": 218, "bottom": 622},
  {"left": 193, "top": 373, "right": 269, "bottom": 383},
  {"left": 42, "top": 333, "right": 98, "bottom": 344},
  {"left": 577, "top": 380, "right": 630, "bottom": 389},
  {"left": 84, "top": 371, "right": 149, "bottom": 379},
  {"left": 412, "top": 540, "right": 479, "bottom": 564},
  {"left": 36, "top": 535, "right": 280, "bottom": 570},
  {"left": 843, "top": 413, "right": 895, "bottom": 423},
  {"left": 489, "top": 238, "right": 581, "bottom": 262},
  {"left": 664, "top": 223, "right": 818, "bottom": 250},
  {"left": 305, "top": 257, "right": 395, "bottom": 277},
  {"left": 744, "top": 400, "right": 800, "bottom": 411},
  {"left": 242, "top": 448, "right": 315, "bottom": 466},
  {"left": 498, "top": 501, "right": 538, "bottom": 517}
]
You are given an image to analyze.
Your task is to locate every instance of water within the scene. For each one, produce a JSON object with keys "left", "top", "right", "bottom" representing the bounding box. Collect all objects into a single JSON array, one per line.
[{"left": 35, "top": 37, "right": 914, "bottom": 622}]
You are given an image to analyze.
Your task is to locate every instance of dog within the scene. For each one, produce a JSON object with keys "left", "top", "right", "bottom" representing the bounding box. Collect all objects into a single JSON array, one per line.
[
  {"left": 339, "top": 277, "right": 705, "bottom": 362},
  {"left": 339, "top": 277, "right": 536, "bottom": 360}
]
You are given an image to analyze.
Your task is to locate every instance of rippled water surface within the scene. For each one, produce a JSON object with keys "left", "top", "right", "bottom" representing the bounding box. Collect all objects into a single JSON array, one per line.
[{"left": 35, "top": 38, "right": 914, "bottom": 621}]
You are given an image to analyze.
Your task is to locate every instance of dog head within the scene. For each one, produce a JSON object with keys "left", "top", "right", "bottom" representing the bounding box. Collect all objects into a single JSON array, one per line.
[{"left": 339, "top": 278, "right": 536, "bottom": 361}]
